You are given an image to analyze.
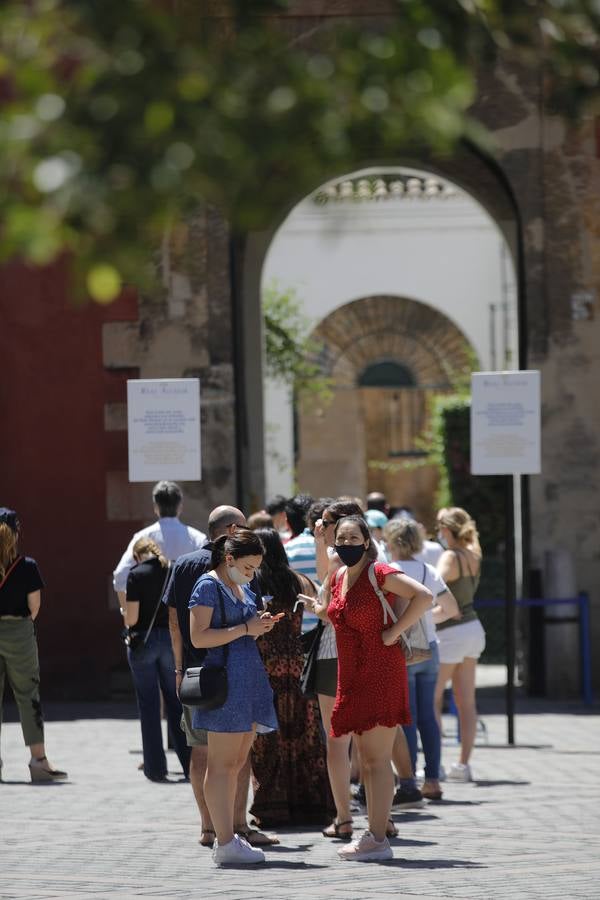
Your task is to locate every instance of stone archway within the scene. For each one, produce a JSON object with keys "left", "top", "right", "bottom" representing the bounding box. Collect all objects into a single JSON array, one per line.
[{"left": 297, "top": 295, "right": 477, "bottom": 522}]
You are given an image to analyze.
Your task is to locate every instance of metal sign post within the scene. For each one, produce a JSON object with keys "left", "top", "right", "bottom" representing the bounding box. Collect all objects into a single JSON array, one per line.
[
  {"left": 504, "top": 475, "right": 516, "bottom": 744},
  {"left": 471, "top": 371, "right": 541, "bottom": 746}
]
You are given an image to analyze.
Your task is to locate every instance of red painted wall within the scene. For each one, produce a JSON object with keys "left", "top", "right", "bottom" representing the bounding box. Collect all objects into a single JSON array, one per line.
[{"left": 0, "top": 258, "right": 141, "bottom": 697}]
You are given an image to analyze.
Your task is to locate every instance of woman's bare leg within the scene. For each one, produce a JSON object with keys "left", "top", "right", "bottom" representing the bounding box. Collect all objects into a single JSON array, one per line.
[
  {"left": 452, "top": 658, "right": 478, "bottom": 765},
  {"left": 392, "top": 726, "right": 413, "bottom": 779},
  {"left": 434, "top": 662, "right": 457, "bottom": 736},
  {"left": 205, "top": 731, "right": 254, "bottom": 845},
  {"left": 355, "top": 726, "right": 396, "bottom": 843},
  {"left": 318, "top": 693, "right": 352, "bottom": 833}
]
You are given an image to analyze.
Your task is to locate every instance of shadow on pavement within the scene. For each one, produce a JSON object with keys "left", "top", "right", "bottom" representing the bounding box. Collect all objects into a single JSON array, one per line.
[
  {"left": 3, "top": 701, "right": 138, "bottom": 722},
  {"left": 262, "top": 861, "right": 329, "bottom": 870},
  {"left": 430, "top": 799, "right": 487, "bottom": 807},
  {"left": 548, "top": 749, "right": 599, "bottom": 755},
  {"left": 476, "top": 687, "right": 599, "bottom": 717},
  {"left": 1, "top": 780, "right": 72, "bottom": 787},
  {"left": 388, "top": 838, "right": 437, "bottom": 847},
  {"left": 473, "top": 779, "right": 530, "bottom": 787},
  {"left": 382, "top": 857, "right": 485, "bottom": 870},
  {"left": 391, "top": 812, "right": 440, "bottom": 823},
  {"left": 266, "top": 844, "right": 316, "bottom": 853}
]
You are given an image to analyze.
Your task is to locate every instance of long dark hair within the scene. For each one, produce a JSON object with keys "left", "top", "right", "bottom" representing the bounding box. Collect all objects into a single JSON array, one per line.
[
  {"left": 211, "top": 528, "right": 264, "bottom": 569},
  {"left": 254, "top": 528, "right": 303, "bottom": 612}
]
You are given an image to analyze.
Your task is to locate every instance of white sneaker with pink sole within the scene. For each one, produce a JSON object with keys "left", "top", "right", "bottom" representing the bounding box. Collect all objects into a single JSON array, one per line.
[{"left": 338, "top": 831, "right": 393, "bottom": 862}]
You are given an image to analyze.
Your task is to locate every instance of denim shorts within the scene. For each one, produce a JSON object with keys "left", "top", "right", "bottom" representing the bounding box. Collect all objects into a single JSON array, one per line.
[{"left": 437, "top": 619, "right": 486, "bottom": 664}]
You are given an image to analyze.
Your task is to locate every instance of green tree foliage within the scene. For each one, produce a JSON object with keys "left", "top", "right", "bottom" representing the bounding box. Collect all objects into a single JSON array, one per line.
[
  {"left": 263, "top": 282, "right": 332, "bottom": 401},
  {"left": 0, "top": 0, "right": 599, "bottom": 299}
]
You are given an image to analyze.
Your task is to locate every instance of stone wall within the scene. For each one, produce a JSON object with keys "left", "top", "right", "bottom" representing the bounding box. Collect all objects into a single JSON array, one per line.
[
  {"left": 241, "top": 11, "right": 600, "bottom": 692},
  {"left": 102, "top": 207, "right": 238, "bottom": 532}
]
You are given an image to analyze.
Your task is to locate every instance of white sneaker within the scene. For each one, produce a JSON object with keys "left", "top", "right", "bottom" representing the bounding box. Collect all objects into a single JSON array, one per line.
[
  {"left": 338, "top": 831, "right": 393, "bottom": 862},
  {"left": 212, "top": 834, "right": 265, "bottom": 867},
  {"left": 447, "top": 763, "right": 472, "bottom": 783}
]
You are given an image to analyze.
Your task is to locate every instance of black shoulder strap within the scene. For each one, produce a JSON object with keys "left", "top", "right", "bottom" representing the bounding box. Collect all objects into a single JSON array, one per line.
[
  {"left": 454, "top": 549, "right": 465, "bottom": 577},
  {"left": 0, "top": 555, "right": 23, "bottom": 591},
  {"left": 422, "top": 563, "right": 427, "bottom": 585},
  {"left": 142, "top": 563, "right": 171, "bottom": 646},
  {"left": 213, "top": 582, "right": 230, "bottom": 665}
]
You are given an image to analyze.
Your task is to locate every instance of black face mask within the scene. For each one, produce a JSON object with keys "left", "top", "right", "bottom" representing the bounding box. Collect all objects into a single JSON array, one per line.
[{"left": 335, "top": 544, "right": 366, "bottom": 568}]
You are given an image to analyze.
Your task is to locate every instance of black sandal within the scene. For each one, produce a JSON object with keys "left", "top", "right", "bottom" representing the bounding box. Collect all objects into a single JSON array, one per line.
[
  {"left": 198, "top": 829, "right": 215, "bottom": 847},
  {"left": 322, "top": 819, "right": 353, "bottom": 840}
]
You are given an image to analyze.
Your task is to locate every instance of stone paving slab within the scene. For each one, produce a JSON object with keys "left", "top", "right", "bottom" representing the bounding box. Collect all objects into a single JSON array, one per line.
[{"left": 1, "top": 699, "right": 599, "bottom": 900}]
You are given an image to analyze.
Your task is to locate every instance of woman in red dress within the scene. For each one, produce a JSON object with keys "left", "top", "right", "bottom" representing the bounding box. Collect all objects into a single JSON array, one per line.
[{"left": 326, "top": 515, "right": 432, "bottom": 862}]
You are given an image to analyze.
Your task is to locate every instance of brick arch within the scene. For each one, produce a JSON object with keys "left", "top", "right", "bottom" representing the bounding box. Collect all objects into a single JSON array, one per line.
[{"left": 310, "top": 294, "right": 478, "bottom": 388}]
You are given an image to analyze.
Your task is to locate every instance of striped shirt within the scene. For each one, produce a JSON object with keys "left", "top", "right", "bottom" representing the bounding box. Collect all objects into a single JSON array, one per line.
[{"left": 286, "top": 528, "right": 319, "bottom": 633}]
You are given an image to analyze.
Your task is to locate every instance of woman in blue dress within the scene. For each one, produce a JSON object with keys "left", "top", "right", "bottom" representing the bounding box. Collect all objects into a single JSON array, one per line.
[{"left": 189, "top": 528, "right": 279, "bottom": 867}]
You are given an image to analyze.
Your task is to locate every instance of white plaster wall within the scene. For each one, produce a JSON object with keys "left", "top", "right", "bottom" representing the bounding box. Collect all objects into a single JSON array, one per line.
[{"left": 262, "top": 170, "right": 518, "bottom": 499}]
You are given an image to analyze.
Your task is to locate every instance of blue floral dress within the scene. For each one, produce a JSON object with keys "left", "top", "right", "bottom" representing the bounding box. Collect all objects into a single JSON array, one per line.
[{"left": 188, "top": 575, "right": 278, "bottom": 734}]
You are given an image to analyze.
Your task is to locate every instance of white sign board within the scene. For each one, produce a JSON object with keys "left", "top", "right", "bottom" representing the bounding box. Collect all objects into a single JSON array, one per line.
[
  {"left": 471, "top": 371, "right": 541, "bottom": 475},
  {"left": 127, "top": 379, "right": 201, "bottom": 482}
]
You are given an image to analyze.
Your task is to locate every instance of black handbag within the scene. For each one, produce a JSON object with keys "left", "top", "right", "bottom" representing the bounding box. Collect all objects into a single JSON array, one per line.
[
  {"left": 179, "top": 583, "right": 230, "bottom": 711},
  {"left": 299, "top": 619, "right": 324, "bottom": 699}
]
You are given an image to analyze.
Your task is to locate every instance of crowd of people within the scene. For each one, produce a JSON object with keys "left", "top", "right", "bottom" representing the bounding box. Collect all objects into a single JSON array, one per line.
[{"left": 0, "top": 482, "right": 486, "bottom": 869}]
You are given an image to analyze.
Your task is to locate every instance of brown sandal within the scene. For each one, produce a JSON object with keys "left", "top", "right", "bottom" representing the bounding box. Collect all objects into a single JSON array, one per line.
[
  {"left": 198, "top": 829, "right": 215, "bottom": 847},
  {"left": 237, "top": 827, "right": 280, "bottom": 846},
  {"left": 386, "top": 820, "right": 399, "bottom": 838},
  {"left": 322, "top": 819, "right": 353, "bottom": 840}
]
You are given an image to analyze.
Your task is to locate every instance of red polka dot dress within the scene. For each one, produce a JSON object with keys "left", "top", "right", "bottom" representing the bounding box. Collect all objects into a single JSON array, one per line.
[{"left": 328, "top": 562, "right": 411, "bottom": 738}]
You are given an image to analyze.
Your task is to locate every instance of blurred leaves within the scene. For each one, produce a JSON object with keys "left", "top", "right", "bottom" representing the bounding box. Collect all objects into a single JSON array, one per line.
[
  {"left": 263, "top": 281, "right": 333, "bottom": 403},
  {"left": 0, "top": 0, "right": 599, "bottom": 300}
]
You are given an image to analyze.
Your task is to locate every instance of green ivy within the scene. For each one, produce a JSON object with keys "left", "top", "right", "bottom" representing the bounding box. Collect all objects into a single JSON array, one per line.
[{"left": 428, "top": 393, "right": 506, "bottom": 553}]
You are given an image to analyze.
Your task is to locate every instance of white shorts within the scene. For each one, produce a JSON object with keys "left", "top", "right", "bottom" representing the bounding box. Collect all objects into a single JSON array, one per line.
[{"left": 437, "top": 618, "right": 486, "bottom": 665}]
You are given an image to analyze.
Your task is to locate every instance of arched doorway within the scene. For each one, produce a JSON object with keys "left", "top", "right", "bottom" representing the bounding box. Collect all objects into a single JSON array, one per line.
[
  {"left": 296, "top": 295, "right": 478, "bottom": 522},
  {"left": 256, "top": 164, "right": 518, "bottom": 505}
]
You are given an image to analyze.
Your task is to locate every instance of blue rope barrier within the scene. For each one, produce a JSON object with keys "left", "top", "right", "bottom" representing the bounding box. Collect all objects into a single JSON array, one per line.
[{"left": 471, "top": 593, "right": 593, "bottom": 705}]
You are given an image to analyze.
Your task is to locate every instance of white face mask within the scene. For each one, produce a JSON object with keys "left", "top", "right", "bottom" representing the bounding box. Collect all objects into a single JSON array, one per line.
[
  {"left": 226, "top": 564, "right": 253, "bottom": 585},
  {"left": 436, "top": 532, "right": 448, "bottom": 549}
]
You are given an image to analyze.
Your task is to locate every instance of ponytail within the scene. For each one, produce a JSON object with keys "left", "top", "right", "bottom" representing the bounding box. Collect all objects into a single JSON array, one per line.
[
  {"left": 438, "top": 507, "right": 481, "bottom": 553},
  {"left": 131, "top": 537, "right": 168, "bottom": 568},
  {"left": 210, "top": 534, "right": 229, "bottom": 569}
]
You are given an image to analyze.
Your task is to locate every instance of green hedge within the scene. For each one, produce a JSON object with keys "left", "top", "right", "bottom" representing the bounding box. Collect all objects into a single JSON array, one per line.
[
  {"left": 431, "top": 394, "right": 506, "bottom": 554},
  {"left": 430, "top": 395, "right": 507, "bottom": 662}
]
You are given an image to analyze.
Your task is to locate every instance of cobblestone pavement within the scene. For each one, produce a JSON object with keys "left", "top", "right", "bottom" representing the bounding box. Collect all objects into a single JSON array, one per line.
[{"left": 1, "top": 685, "right": 599, "bottom": 900}]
